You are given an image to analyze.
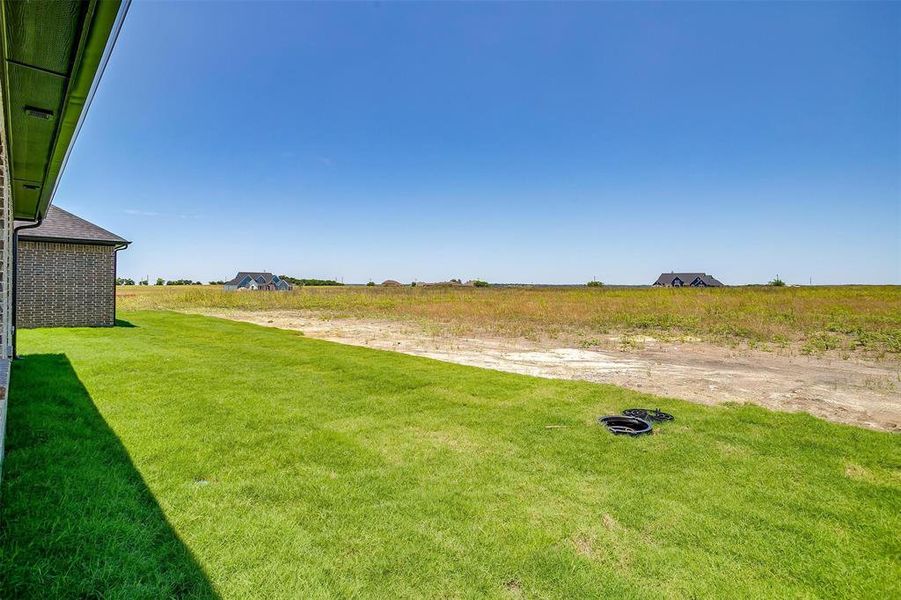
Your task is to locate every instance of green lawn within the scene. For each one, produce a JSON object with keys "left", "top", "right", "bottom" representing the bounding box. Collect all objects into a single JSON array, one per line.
[{"left": 1, "top": 312, "right": 899, "bottom": 598}]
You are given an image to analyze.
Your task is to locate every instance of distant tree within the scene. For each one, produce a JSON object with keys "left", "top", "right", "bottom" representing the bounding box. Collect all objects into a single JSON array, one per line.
[
  {"left": 116, "top": 277, "right": 135, "bottom": 286},
  {"left": 138, "top": 278, "right": 149, "bottom": 286},
  {"left": 366, "top": 281, "right": 375, "bottom": 287},
  {"left": 155, "top": 277, "right": 165, "bottom": 286},
  {"left": 472, "top": 280, "right": 489, "bottom": 288},
  {"left": 768, "top": 276, "right": 786, "bottom": 287},
  {"left": 164, "top": 279, "right": 198, "bottom": 286},
  {"left": 410, "top": 281, "right": 417, "bottom": 287},
  {"left": 208, "top": 280, "right": 225, "bottom": 286},
  {"left": 279, "top": 275, "right": 343, "bottom": 287},
  {"left": 450, "top": 278, "right": 462, "bottom": 284},
  {"left": 586, "top": 280, "right": 604, "bottom": 287}
]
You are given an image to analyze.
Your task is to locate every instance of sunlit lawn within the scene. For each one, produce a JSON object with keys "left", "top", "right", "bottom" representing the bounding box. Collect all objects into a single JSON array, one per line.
[{"left": 1, "top": 312, "right": 898, "bottom": 598}]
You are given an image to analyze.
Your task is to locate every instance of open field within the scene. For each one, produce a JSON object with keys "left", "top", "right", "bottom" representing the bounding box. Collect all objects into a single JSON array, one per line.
[
  {"left": 117, "top": 285, "right": 901, "bottom": 430},
  {"left": 2, "top": 312, "right": 899, "bottom": 598},
  {"left": 117, "top": 285, "right": 901, "bottom": 358}
]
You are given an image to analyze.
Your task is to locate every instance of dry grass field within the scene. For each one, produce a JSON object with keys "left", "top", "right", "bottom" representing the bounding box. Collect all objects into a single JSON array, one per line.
[{"left": 118, "top": 285, "right": 901, "bottom": 359}]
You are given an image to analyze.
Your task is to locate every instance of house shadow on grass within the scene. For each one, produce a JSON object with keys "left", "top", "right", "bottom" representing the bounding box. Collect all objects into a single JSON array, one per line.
[
  {"left": 0, "top": 354, "right": 217, "bottom": 598},
  {"left": 114, "top": 318, "right": 137, "bottom": 327}
]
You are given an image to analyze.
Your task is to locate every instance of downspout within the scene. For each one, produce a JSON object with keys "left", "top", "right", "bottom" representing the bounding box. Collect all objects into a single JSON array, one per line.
[
  {"left": 11, "top": 215, "right": 44, "bottom": 358},
  {"left": 112, "top": 241, "right": 128, "bottom": 325}
]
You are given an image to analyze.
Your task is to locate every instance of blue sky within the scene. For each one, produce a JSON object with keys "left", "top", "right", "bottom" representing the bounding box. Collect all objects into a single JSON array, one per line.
[{"left": 57, "top": 1, "right": 899, "bottom": 285}]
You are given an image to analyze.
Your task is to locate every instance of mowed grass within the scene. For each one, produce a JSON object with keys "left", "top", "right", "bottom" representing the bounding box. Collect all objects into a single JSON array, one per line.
[
  {"left": 118, "top": 284, "right": 901, "bottom": 357},
  {"left": 1, "top": 312, "right": 899, "bottom": 598}
]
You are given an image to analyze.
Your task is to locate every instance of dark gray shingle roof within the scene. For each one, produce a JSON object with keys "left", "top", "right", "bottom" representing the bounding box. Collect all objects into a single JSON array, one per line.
[
  {"left": 15, "top": 206, "right": 129, "bottom": 246},
  {"left": 654, "top": 272, "right": 724, "bottom": 287},
  {"left": 225, "top": 272, "right": 277, "bottom": 286}
]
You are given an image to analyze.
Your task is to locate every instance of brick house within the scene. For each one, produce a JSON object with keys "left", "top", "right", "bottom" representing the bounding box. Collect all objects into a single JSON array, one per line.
[{"left": 15, "top": 206, "right": 129, "bottom": 328}]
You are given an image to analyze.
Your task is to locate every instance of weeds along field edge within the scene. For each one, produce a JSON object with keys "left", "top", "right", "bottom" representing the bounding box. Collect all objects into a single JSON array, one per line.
[{"left": 116, "top": 285, "right": 901, "bottom": 357}]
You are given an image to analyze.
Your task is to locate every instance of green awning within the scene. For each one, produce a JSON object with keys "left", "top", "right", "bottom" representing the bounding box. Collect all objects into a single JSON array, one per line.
[{"left": 0, "top": 0, "right": 127, "bottom": 221}]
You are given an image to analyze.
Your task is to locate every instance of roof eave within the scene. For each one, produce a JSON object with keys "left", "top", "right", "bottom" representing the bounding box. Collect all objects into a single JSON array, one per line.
[
  {"left": 17, "top": 234, "right": 129, "bottom": 246},
  {"left": 1, "top": 0, "right": 130, "bottom": 222}
]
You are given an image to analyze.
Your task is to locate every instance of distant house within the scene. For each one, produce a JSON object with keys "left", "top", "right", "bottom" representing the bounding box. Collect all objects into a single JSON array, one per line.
[
  {"left": 223, "top": 272, "right": 292, "bottom": 291},
  {"left": 653, "top": 272, "right": 724, "bottom": 287}
]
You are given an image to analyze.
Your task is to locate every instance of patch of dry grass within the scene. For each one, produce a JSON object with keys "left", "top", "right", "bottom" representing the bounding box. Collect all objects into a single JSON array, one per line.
[{"left": 117, "top": 285, "right": 901, "bottom": 357}]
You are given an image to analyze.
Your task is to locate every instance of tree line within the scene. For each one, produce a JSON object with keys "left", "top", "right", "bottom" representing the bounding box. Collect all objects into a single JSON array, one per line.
[
  {"left": 117, "top": 278, "right": 203, "bottom": 286},
  {"left": 116, "top": 275, "right": 345, "bottom": 286}
]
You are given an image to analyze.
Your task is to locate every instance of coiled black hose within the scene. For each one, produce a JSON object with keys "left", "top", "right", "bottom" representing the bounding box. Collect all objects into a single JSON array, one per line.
[
  {"left": 597, "top": 415, "right": 653, "bottom": 436},
  {"left": 623, "top": 408, "right": 675, "bottom": 422}
]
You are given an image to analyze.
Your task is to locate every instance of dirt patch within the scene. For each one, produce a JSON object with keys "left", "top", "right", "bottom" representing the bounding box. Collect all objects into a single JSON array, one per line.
[
  {"left": 572, "top": 533, "right": 596, "bottom": 557},
  {"left": 503, "top": 578, "right": 523, "bottom": 597},
  {"left": 197, "top": 310, "right": 901, "bottom": 432}
]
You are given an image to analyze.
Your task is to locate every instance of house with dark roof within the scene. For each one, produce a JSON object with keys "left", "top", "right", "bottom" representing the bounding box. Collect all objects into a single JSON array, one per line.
[
  {"left": 224, "top": 272, "right": 292, "bottom": 291},
  {"left": 15, "top": 206, "right": 130, "bottom": 328},
  {"left": 653, "top": 272, "right": 724, "bottom": 288}
]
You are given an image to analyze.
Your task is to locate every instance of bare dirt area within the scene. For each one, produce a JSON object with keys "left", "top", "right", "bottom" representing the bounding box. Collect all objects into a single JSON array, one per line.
[{"left": 198, "top": 309, "right": 900, "bottom": 432}]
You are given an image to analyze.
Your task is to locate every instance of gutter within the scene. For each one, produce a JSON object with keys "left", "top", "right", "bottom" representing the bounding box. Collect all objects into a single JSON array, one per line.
[
  {"left": 11, "top": 216, "right": 43, "bottom": 358},
  {"left": 14, "top": 234, "right": 128, "bottom": 247}
]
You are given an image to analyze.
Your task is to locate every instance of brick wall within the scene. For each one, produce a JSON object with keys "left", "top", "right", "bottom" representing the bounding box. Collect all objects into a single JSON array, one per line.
[{"left": 16, "top": 241, "right": 117, "bottom": 328}]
